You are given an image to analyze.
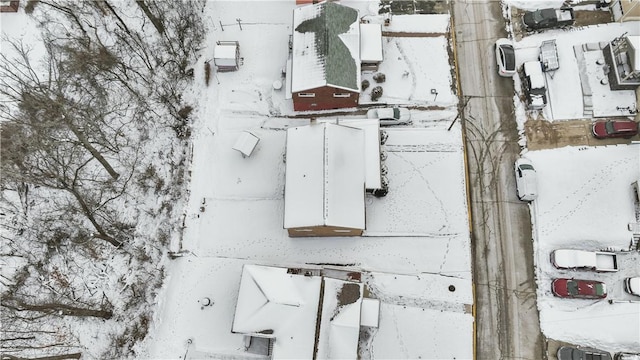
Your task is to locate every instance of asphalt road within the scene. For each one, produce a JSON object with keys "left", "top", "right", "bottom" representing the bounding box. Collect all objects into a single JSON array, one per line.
[{"left": 452, "top": 1, "right": 546, "bottom": 359}]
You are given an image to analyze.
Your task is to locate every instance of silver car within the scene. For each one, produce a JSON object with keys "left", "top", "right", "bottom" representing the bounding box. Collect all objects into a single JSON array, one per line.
[{"left": 367, "top": 107, "right": 412, "bottom": 126}]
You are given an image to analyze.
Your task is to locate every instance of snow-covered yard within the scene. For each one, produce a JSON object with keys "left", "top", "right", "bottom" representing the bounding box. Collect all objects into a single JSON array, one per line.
[
  {"left": 525, "top": 145, "right": 640, "bottom": 353},
  {"left": 140, "top": 1, "right": 473, "bottom": 359}
]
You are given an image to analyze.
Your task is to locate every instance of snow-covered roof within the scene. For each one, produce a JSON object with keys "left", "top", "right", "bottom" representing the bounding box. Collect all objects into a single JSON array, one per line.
[
  {"left": 524, "top": 61, "right": 545, "bottom": 89},
  {"left": 232, "top": 265, "right": 322, "bottom": 360},
  {"left": 360, "top": 298, "right": 380, "bottom": 327},
  {"left": 360, "top": 23, "right": 383, "bottom": 63},
  {"left": 291, "top": 2, "right": 361, "bottom": 93},
  {"left": 315, "top": 278, "right": 363, "bottom": 360},
  {"left": 626, "top": 35, "right": 640, "bottom": 71},
  {"left": 214, "top": 43, "right": 237, "bottom": 60},
  {"left": 553, "top": 249, "right": 596, "bottom": 267},
  {"left": 284, "top": 123, "right": 365, "bottom": 230},
  {"left": 328, "top": 118, "right": 381, "bottom": 190},
  {"left": 231, "top": 131, "right": 260, "bottom": 157}
]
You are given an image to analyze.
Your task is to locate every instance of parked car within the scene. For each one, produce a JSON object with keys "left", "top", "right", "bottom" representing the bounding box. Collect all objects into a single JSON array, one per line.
[
  {"left": 367, "top": 107, "right": 411, "bottom": 126},
  {"left": 551, "top": 278, "right": 607, "bottom": 299},
  {"left": 592, "top": 120, "right": 639, "bottom": 139},
  {"left": 495, "top": 38, "right": 516, "bottom": 77},
  {"left": 624, "top": 277, "right": 640, "bottom": 296},
  {"left": 514, "top": 158, "right": 538, "bottom": 201},
  {"left": 522, "top": 8, "right": 575, "bottom": 31},
  {"left": 557, "top": 346, "right": 612, "bottom": 360},
  {"left": 551, "top": 249, "right": 618, "bottom": 272},
  {"left": 522, "top": 61, "right": 547, "bottom": 110},
  {"left": 615, "top": 353, "right": 640, "bottom": 360}
]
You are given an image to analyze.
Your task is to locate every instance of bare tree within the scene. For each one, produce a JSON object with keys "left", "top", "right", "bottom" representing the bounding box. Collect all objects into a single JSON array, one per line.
[
  {"left": 0, "top": 40, "right": 122, "bottom": 181},
  {"left": 0, "top": 0, "right": 206, "bottom": 357},
  {"left": 1, "top": 121, "right": 123, "bottom": 247}
]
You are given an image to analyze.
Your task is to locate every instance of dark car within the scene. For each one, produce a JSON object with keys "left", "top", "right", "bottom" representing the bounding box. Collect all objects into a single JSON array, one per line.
[
  {"left": 592, "top": 120, "right": 639, "bottom": 139},
  {"left": 522, "top": 8, "right": 575, "bottom": 31},
  {"left": 557, "top": 346, "right": 612, "bottom": 360},
  {"left": 551, "top": 278, "right": 607, "bottom": 299}
]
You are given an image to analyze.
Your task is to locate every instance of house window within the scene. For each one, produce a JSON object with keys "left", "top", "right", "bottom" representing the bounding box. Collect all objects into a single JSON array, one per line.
[
  {"left": 298, "top": 93, "right": 315, "bottom": 98},
  {"left": 333, "top": 93, "right": 351, "bottom": 98}
]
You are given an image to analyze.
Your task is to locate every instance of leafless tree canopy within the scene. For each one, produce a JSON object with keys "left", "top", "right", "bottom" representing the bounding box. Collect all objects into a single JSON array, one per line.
[{"left": 0, "top": 0, "right": 205, "bottom": 357}]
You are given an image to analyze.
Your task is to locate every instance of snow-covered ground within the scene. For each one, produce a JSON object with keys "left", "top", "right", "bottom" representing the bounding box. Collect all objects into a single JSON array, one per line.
[
  {"left": 513, "top": 22, "right": 639, "bottom": 121},
  {"left": 140, "top": 1, "right": 473, "bottom": 359},
  {"left": 506, "top": 0, "right": 640, "bottom": 354},
  {"left": 526, "top": 145, "right": 640, "bottom": 353}
]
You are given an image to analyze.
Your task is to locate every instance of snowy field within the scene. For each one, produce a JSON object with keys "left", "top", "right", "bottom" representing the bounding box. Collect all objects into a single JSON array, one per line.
[{"left": 140, "top": 1, "right": 473, "bottom": 359}]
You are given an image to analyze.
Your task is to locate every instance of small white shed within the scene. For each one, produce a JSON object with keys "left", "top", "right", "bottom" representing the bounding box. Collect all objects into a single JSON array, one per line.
[
  {"left": 214, "top": 41, "right": 240, "bottom": 72},
  {"left": 232, "top": 131, "right": 260, "bottom": 158}
]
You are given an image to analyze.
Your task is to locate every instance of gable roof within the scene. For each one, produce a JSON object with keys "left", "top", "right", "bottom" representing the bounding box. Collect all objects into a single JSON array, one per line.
[
  {"left": 284, "top": 123, "right": 365, "bottom": 230},
  {"left": 291, "top": 2, "right": 361, "bottom": 93}
]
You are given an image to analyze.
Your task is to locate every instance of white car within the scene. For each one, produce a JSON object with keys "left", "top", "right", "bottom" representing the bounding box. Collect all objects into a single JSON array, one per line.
[
  {"left": 625, "top": 277, "right": 640, "bottom": 296},
  {"left": 366, "top": 107, "right": 411, "bottom": 126},
  {"left": 514, "top": 158, "right": 538, "bottom": 201},
  {"left": 495, "top": 38, "right": 516, "bottom": 77}
]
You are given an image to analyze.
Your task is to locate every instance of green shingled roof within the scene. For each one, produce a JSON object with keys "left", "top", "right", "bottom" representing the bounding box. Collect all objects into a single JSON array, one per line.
[{"left": 295, "top": 2, "right": 358, "bottom": 90}]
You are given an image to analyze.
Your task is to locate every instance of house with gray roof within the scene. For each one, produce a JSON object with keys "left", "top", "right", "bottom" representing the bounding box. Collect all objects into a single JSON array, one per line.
[{"left": 291, "top": 1, "right": 361, "bottom": 111}]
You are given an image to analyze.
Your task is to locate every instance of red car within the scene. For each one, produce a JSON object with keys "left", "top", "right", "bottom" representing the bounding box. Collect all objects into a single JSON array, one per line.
[
  {"left": 592, "top": 120, "right": 638, "bottom": 139},
  {"left": 551, "top": 278, "right": 607, "bottom": 299}
]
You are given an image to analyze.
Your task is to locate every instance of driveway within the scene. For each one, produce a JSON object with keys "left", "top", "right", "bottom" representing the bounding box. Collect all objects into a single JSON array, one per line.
[{"left": 526, "top": 118, "right": 640, "bottom": 150}]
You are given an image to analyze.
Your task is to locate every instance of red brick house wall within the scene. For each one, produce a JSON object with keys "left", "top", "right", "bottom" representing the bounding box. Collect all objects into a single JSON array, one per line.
[{"left": 293, "top": 85, "right": 359, "bottom": 112}]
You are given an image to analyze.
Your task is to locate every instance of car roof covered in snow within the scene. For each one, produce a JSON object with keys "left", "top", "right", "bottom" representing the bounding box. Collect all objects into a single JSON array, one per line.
[{"left": 524, "top": 61, "right": 545, "bottom": 89}]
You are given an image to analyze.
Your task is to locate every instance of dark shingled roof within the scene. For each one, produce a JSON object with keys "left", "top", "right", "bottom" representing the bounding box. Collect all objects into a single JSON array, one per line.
[{"left": 295, "top": 2, "right": 359, "bottom": 91}]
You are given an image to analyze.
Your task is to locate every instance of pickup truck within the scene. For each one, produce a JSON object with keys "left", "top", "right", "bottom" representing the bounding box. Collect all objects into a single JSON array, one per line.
[
  {"left": 551, "top": 249, "right": 618, "bottom": 272},
  {"left": 523, "top": 8, "right": 575, "bottom": 31},
  {"left": 522, "top": 61, "right": 547, "bottom": 110}
]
